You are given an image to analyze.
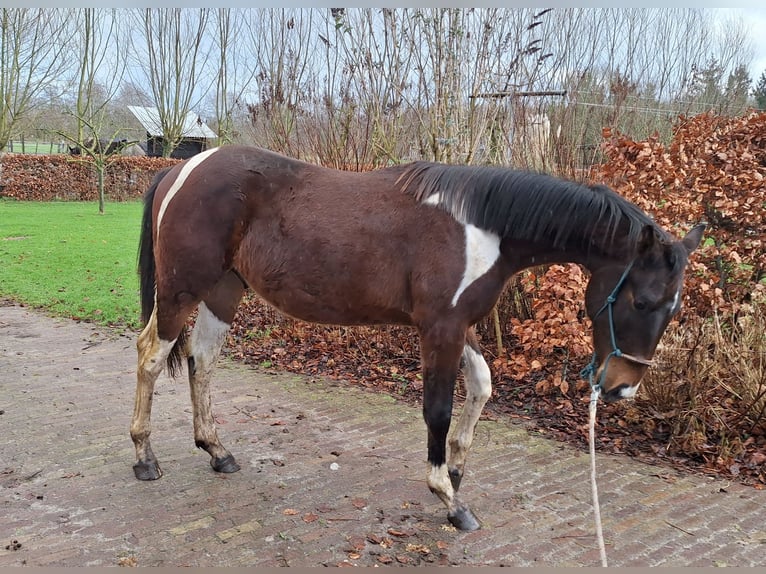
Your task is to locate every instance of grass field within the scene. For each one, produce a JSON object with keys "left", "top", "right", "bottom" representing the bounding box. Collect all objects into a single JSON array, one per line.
[
  {"left": 5, "top": 140, "right": 68, "bottom": 154},
  {"left": 0, "top": 200, "right": 143, "bottom": 329}
]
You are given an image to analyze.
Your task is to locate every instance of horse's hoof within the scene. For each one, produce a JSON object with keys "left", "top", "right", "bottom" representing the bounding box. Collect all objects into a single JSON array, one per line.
[
  {"left": 211, "top": 454, "right": 240, "bottom": 473},
  {"left": 448, "top": 467, "right": 463, "bottom": 491},
  {"left": 448, "top": 505, "right": 481, "bottom": 531},
  {"left": 133, "top": 460, "right": 162, "bottom": 481}
]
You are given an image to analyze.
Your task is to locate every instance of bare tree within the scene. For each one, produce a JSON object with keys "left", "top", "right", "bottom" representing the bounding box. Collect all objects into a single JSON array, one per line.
[
  {"left": 242, "top": 9, "right": 316, "bottom": 157},
  {"left": 59, "top": 8, "right": 129, "bottom": 213},
  {"left": 0, "top": 9, "right": 72, "bottom": 151},
  {"left": 130, "top": 8, "right": 212, "bottom": 157},
  {"left": 319, "top": 8, "right": 415, "bottom": 167},
  {"left": 516, "top": 8, "right": 757, "bottom": 173},
  {"left": 189, "top": 8, "right": 755, "bottom": 173},
  {"left": 210, "top": 9, "right": 255, "bottom": 146}
]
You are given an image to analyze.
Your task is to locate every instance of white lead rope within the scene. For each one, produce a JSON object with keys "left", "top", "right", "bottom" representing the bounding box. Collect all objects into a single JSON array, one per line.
[{"left": 589, "top": 387, "right": 608, "bottom": 567}]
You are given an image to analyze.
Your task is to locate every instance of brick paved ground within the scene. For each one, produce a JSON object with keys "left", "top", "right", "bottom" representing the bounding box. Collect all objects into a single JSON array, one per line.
[{"left": 1, "top": 301, "right": 765, "bottom": 567}]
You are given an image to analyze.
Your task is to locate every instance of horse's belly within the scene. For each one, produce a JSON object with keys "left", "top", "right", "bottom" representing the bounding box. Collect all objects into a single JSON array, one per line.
[
  {"left": 252, "top": 282, "right": 412, "bottom": 327},
  {"left": 237, "top": 250, "right": 413, "bottom": 327}
]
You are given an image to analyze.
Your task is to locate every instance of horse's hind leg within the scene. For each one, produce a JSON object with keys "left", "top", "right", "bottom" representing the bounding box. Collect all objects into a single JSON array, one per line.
[
  {"left": 448, "top": 328, "right": 492, "bottom": 492},
  {"left": 187, "top": 271, "right": 245, "bottom": 473},
  {"left": 132, "top": 307, "right": 179, "bottom": 480},
  {"left": 419, "top": 324, "right": 481, "bottom": 531}
]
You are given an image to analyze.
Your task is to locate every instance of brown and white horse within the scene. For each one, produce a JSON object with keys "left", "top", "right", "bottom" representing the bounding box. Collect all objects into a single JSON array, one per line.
[{"left": 132, "top": 145, "right": 705, "bottom": 531}]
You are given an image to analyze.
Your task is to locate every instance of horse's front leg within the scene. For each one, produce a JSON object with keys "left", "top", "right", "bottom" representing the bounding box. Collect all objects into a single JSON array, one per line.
[
  {"left": 131, "top": 309, "right": 176, "bottom": 480},
  {"left": 448, "top": 328, "right": 492, "bottom": 492},
  {"left": 420, "top": 327, "right": 481, "bottom": 531}
]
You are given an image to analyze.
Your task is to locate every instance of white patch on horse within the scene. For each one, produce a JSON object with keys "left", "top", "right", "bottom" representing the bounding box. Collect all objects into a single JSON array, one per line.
[
  {"left": 156, "top": 147, "right": 220, "bottom": 237},
  {"left": 619, "top": 381, "right": 641, "bottom": 400},
  {"left": 669, "top": 289, "right": 681, "bottom": 314},
  {"left": 140, "top": 336, "right": 178, "bottom": 378},
  {"left": 424, "top": 192, "right": 442, "bottom": 206},
  {"left": 189, "top": 302, "right": 230, "bottom": 367},
  {"left": 449, "top": 344, "right": 492, "bottom": 471},
  {"left": 427, "top": 463, "right": 454, "bottom": 502},
  {"left": 451, "top": 224, "right": 501, "bottom": 307}
]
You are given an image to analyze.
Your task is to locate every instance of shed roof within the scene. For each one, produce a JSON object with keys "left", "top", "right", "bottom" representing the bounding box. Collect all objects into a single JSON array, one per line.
[{"left": 127, "top": 105, "right": 217, "bottom": 139}]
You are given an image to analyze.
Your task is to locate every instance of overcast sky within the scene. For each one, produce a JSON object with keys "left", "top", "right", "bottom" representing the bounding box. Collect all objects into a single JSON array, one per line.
[{"left": 713, "top": 7, "right": 766, "bottom": 80}]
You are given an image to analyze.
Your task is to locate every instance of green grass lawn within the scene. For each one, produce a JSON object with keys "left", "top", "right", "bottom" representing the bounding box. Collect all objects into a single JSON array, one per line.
[{"left": 0, "top": 200, "right": 143, "bottom": 329}]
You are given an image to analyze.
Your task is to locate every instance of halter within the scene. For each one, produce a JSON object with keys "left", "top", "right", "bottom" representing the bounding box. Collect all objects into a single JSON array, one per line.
[{"left": 580, "top": 260, "right": 654, "bottom": 398}]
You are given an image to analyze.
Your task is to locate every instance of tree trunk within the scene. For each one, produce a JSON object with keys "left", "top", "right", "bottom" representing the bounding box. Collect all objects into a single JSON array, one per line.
[
  {"left": 97, "top": 163, "right": 105, "bottom": 214},
  {"left": 492, "top": 306, "right": 503, "bottom": 357}
]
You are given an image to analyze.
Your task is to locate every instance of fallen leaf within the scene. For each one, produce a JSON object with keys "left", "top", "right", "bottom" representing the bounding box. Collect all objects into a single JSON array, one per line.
[
  {"left": 117, "top": 556, "right": 137, "bottom": 567},
  {"left": 347, "top": 536, "right": 366, "bottom": 551},
  {"left": 405, "top": 543, "right": 430, "bottom": 555},
  {"left": 366, "top": 533, "right": 381, "bottom": 544},
  {"left": 380, "top": 537, "right": 394, "bottom": 549}
]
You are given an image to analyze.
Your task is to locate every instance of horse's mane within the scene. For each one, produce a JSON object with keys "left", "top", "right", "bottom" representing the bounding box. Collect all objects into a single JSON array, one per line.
[{"left": 398, "top": 162, "right": 665, "bottom": 254}]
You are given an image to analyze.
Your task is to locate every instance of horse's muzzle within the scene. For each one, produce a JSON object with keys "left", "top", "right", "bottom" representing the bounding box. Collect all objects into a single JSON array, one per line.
[{"left": 600, "top": 382, "right": 639, "bottom": 403}]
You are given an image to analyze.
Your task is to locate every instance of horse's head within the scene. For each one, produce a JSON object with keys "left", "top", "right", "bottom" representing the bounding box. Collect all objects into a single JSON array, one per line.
[{"left": 584, "top": 223, "right": 706, "bottom": 403}]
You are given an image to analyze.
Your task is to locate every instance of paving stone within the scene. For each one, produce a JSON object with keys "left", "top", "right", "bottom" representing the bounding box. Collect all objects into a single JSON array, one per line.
[{"left": 1, "top": 302, "right": 765, "bottom": 566}]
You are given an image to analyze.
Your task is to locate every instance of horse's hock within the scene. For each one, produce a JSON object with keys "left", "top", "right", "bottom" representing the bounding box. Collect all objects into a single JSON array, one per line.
[{"left": 2, "top": 302, "right": 766, "bottom": 567}]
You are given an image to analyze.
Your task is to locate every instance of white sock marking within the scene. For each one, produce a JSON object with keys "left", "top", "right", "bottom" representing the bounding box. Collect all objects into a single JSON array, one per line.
[
  {"left": 450, "top": 344, "right": 492, "bottom": 469},
  {"left": 427, "top": 463, "right": 454, "bottom": 503},
  {"left": 451, "top": 224, "right": 501, "bottom": 307},
  {"left": 143, "top": 337, "right": 178, "bottom": 377},
  {"left": 462, "top": 344, "right": 492, "bottom": 399},
  {"left": 156, "top": 147, "right": 220, "bottom": 237}
]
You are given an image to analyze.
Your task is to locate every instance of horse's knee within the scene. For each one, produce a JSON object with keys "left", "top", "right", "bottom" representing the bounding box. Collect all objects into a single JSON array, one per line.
[{"left": 423, "top": 402, "right": 453, "bottom": 439}]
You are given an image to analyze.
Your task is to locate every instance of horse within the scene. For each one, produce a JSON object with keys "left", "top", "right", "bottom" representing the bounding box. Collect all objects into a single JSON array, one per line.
[{"left": 132, "top": 145, "right": 705, "bottom": 531}]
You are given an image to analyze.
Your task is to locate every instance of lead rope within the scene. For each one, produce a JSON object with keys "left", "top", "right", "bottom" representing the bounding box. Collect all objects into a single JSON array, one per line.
[
  {"left": 580, "top": 261, "right": 635, "bottom": 568},
  {"left": 589, "top": 385, "right": 608, "bottom": 567}
]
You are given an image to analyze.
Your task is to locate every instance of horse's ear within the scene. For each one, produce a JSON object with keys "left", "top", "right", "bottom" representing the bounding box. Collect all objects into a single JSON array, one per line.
[
  {"left": 637, "top": 224, "right": 659, "bottom": 255},
  {"left": 681, "top": 223, "right": 706, "bottom": 254}
]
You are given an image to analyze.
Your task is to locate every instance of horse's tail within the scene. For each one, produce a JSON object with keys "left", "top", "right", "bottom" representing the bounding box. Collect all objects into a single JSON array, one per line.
[{"left": 137, "top": 166, "right": 186, "bottom": 377}]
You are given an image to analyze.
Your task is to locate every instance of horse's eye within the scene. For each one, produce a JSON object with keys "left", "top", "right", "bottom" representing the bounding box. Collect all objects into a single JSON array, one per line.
[{"left": 634, "top": 299, "right": 647, "bottom": 311}]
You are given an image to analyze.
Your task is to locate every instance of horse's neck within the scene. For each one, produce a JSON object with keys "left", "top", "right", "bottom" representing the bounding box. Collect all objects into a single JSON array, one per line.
[
  {"left": 501, "top": 238, "right": 632, "bottom": 275},
  {"left": 499, "top": 205, "right": 639, "bottom": 273}
]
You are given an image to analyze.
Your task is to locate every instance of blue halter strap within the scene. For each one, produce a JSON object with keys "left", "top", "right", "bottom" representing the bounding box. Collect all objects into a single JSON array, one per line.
[{"left": 580, "top": 260, "right": 636, "bottom": 394}]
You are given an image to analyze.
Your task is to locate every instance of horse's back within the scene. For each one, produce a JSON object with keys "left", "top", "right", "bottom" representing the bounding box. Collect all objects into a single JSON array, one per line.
[{"left": 150, "top": 146, "right": 467, "bottom": 328}]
